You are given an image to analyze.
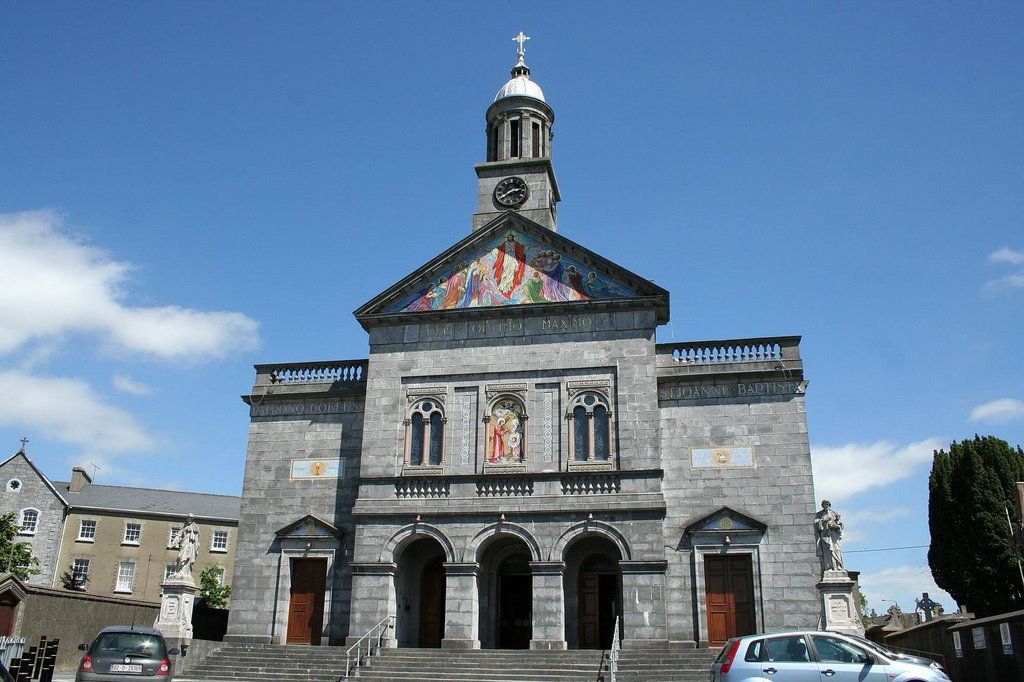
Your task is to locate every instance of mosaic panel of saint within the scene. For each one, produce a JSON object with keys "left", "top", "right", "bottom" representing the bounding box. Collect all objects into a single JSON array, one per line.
[{"left": 488, "top": 399, "right": 525, "bottom": 463}]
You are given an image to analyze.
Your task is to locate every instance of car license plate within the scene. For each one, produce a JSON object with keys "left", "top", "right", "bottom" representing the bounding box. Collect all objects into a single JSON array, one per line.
[{"left": 110, "top": 663, "right": 143, "bottom": 673}]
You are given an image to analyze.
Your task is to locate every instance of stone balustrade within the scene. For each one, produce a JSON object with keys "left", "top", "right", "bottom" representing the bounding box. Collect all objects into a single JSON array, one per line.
[
  {"left": 253, "top": 359, "right": 368, "bottom": 387},
  {"left": 656, "top": 336, "right": 802, "bottom": 378}
]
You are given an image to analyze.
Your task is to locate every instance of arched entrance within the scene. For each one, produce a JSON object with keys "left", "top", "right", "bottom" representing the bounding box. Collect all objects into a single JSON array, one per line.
[
  {"left": 395, "top": 538, "right": 446, "bottom": 648},
  {"left": 564, "top": 536, "right": 622, "bottom": 649},
  {"left": 478, "top": 536, "right": 533, "bottom": 649}
]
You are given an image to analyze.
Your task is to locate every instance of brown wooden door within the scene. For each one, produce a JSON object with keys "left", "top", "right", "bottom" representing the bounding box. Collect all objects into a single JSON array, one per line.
[
  {"left": 287, "top": 558, "right": 327, "bottom": 645},
  {"left": 579, "top": 574, "right": 600, "bottom": 648},
  {"left": 419, "top": 557, "right": 445, "bottom": 647},
  {"left": 0, "top": 594, "right": 17, "bottom": 637},
  {"left": 705, "top": 554, "right": 755, "bottom": 647}
]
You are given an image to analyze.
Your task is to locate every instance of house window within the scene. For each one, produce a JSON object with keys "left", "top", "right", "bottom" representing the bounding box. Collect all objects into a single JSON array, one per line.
[
  {"left": 405, "top": 399, "right": 445, "bottom": 466},
  {"left": 72, "top": 558, "right": 90, "bottom": 588},
  {"left": 115, "top": 561, "right": 136, "bottom": 593},
  {"left": 78, "top": 519, "right": 97, "bottom": 541},
  {"left": 6, "top": 479, "right": 21, "bottom": 492},
  {"left": 18, "top": 508, "right": 39, "bottom": 535},
  {"left": 164, "top": 564, "right": 176, "bottom": 581},
  {"left": 532, "top": 121, "right": 541, "bottom": 157},
  {"left": 211, "top": 530, "right": 229, "bottom": 553},
  {"left": 211, "top": 565, "right": 226, "bottom": 585},
  {"left": 123, "top": 523, "right": 141, "bottom": 545},
  {"left": 567, "top": 392, "right": 614, "bottom": 463},
  {"left": 168, "top": 527, "right": 181, "bottom": 548}
]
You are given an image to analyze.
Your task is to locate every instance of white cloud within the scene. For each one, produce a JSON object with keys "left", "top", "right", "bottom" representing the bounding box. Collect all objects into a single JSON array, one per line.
[
  {"left": 0, "top": 210, "right": 259, "bottom": 359},
  {"left": 812, "top": 438, "right": 943, "bottom": 503},
  {"left": 857, "top": 564, "right": 956, "bottom": 615},
  {"left": 112, "top": 374, "right": 153, "bottom": 396},
  {"left": 989, "top": 247, "right": 1024, "bottom": 265},
  {"left": 970, "top": 398, "right": 1024, "bottom": 424},
  {"left": 0, "top": 370, "right": 156, "bottom": 456},
  {"left": 986, "top": 272, "right": 1024, "bottom": 289}
]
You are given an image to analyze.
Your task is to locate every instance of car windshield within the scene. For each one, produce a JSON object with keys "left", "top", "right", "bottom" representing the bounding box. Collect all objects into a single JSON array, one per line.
[
  {"left": 848, "top": 635, "right": 897, "bottom": 657},
  {"left": 93, "top": 633, "right": 165, "bottom": 657}
]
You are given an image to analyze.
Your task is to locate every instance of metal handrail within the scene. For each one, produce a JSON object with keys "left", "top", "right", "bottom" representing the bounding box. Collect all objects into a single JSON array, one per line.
[
  {"left": 345, "top": 615, "right": 395, "bottom": 678},
  {"left": 608, "top": 615, "right": 621, "bottom": 682}
]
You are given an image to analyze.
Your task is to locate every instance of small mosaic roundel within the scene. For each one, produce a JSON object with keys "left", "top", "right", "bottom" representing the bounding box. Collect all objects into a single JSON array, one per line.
[{"left": 712, "top": 449, "right": 732, "bottom": 465}]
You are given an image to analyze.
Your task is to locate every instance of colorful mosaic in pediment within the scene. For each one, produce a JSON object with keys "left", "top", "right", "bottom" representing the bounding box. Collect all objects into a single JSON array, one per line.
[{"left": 387, "top": 230, "right": 638, "bottom": 313}]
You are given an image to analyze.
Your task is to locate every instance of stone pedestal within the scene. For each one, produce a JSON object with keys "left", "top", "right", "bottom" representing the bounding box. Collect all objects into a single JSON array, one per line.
[
  {"left": 155, "top": 578, "right": 198, "bottom": 644},
  {"left": 817, "top": 570, "right": 864, "bottom": 637}
]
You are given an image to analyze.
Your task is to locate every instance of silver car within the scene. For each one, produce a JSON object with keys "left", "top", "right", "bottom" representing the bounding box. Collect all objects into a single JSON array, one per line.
[
  {"left": 75, "top": 625, "right": 180, "bottom": 681},
  {"left": 710, "top": 630, "right": 951, "bottom": 682}
]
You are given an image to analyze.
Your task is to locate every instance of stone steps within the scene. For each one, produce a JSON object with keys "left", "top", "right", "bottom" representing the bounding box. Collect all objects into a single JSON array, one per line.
[{"left": 179, "top": 643, "right": 719, "bottom": 682}]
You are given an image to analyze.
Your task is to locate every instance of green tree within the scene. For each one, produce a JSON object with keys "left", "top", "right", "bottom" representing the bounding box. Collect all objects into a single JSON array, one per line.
[
  {"left": 928, "top": 435, "right": 1024, "bottom": 616},
  {"left": 198, "top": 564, "right": 232, "bottom": 609},
  {"left": 0, "top": 512, "right": 40, "bottom": 580}
]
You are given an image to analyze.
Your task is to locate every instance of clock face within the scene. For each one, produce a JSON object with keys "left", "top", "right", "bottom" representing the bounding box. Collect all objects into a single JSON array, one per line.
[{"left": 494, "top": 176, "right": 529, "bottom": 207}]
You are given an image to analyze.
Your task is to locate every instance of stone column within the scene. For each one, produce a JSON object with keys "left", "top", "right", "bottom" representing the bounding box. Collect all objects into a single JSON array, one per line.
[
  {"left": 154, "top": 577, "right": 198, "bottom": 649},
  {"left": 347, "top": 563, "right": 397, "bottom": 647},
  {"left": 442, "top": 562, "right": 480, "bottom": 649},
  {"left": 530, "top": 561, "right": 567, "bottom": 650},
  {"left": 619, "top": 561, "right": 669, "bottom": 648},
  {"left": 817, "top": 570, "right": 864, "bottom": 637}
]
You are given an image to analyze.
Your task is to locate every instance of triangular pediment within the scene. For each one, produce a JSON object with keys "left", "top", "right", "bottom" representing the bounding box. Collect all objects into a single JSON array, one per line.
[
  {"left": 275, "top": 514, "right": 341, "bottom": 539},
  {"left": 355, "top": 212, "right": 668, "bottom": 323},
  {"left": 684, "top": 507, "right": 767, "bottom": 536}
]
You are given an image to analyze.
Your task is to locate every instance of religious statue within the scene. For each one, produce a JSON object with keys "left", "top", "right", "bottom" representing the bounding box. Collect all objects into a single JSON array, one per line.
[
  {"left": 170, "top": 514, "right": 201, "bottom": 580},
  {"left": 814, "top": 499, "right": 846, "bottom": 574}
]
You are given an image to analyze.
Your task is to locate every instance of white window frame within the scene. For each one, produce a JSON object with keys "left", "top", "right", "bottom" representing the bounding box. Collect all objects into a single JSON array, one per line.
[
  {"left": 77, "top": 519, "right": 97, "bottom": 542},
  {"left": 164, "top": 564, "right": 176, "bottom": 581},
  {"left": 211, "top": 530, "right": 229, "bottom": 553},
  {"left": 72, "top": 558, "right": 90, "bottom": 586},
  {"left": 6, "top": 479, "right": 22, "bottom": 493},
  {"left": 18, "top": 508, "right": 39, "bottom": 535},
  {"left": 115, "top": 561, "right": 136, "bottom": 593},
  {"left": 168, "top": 526, "right": 181, "bottom": 548},
  {"left": 122, "top": 522, "right": 142, "bottom": 545}
]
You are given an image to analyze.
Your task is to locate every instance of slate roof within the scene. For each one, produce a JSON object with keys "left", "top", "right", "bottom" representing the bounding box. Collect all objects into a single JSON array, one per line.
[{"left": 51, "top": 481, "right": 240, "bottom": 521}]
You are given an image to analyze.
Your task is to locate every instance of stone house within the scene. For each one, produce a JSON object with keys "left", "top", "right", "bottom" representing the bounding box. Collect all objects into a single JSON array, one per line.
[{"left": 0, "top": 449, "right": 239, "bottom": 604}]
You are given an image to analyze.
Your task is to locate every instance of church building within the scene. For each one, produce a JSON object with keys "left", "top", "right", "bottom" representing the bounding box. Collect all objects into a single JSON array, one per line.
[{"left": 225, "top": 37, "right": 820, "bottom": 651}]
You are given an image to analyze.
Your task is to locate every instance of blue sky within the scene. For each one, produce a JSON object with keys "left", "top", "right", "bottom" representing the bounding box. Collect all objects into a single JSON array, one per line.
[{"left": 2, "top": 3, "right": 1022, "bottom": 616}]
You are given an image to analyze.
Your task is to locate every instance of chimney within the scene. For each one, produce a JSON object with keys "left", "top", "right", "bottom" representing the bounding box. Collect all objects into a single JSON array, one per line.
[{"left": 69, "top": 466, "right": 92, "bottom": 493}]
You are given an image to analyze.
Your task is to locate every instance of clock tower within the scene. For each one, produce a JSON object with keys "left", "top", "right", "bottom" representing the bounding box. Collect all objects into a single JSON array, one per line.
[{"left": 472, "top": 32, "right": 561, "bottom": 232}]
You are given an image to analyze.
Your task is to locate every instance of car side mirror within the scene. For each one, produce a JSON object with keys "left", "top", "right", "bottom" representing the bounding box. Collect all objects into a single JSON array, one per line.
[
  {"left": 168, "top": 648, "right": 180, "bottom": 656},
  {"left": 78, "top": 644, "right": 88, "bottom": 651},
  {"left": 864, "top": 653, "right": 876, "bottom": 665}
]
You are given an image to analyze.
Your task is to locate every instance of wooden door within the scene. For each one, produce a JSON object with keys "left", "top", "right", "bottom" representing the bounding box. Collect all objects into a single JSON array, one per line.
[
  {"left": 579, "top": 574, "right": 600, "bottom": 648},
  {"left": 419, "top": 558, "right": 445, "bottom": 647},
  {"left": 0, "top": 594, "right": 16, "bottom": 637},
  {"left": 705, "top": 554, "right": 755, "bottom": 647},
  {"left": 287, "top": 558, "right": 326, "bottom": 645}
]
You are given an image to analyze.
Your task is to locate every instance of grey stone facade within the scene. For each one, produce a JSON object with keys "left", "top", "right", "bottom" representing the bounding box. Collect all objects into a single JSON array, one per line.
[
  {"left": 0, "top": 452, "right": 66, "bottom": 587},
  {"left": 225, "top": 51, "right": 820, "bottom": 651}
]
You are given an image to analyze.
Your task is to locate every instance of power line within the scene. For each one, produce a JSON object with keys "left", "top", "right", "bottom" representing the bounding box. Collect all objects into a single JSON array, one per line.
[{"left": 846, "top": 544, "right": 929, "bottom": 554}]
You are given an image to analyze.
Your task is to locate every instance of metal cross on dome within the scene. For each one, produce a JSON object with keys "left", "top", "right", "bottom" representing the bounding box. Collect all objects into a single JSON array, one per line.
[{"left": 513, "top": 31, "right": 531, "bottom": 61}]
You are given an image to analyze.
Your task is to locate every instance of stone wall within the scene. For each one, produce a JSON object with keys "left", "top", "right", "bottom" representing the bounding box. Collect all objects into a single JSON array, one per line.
[
  {"left": 14, "top": 584, "right": 159, "bottom": 670},
  {"left": 0, "top": 455, "right": 65, "bottom": 588}
]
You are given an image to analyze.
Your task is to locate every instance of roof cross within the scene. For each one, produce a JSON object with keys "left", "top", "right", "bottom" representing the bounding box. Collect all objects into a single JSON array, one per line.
[
  {"left": 513, "top": 31, "right": 531, "bottom": 62},
  {"left": 19, "top": 437, "right": 28, "bottom": 449}
]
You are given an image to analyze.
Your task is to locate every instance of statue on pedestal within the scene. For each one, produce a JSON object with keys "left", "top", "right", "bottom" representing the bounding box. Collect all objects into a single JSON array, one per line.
[
  {"left": 814, "top": 500, "right": 846, "bottom": 574},
  {"left": 169, "top": 514, "right": 201, "bottom": 582}
]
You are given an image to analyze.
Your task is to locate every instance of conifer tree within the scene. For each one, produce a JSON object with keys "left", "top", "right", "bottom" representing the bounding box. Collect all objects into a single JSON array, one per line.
[{"left": 928, "top": 435, "right": 1024, "bottom": 616}]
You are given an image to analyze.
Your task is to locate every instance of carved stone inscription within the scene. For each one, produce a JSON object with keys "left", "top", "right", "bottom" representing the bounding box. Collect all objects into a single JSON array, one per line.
[
  {"left": 250, "top": 400, "right": 361, "bottom": 418},
  {"left": 659, "top": 381, "right": 801, "bottom": 402}
]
